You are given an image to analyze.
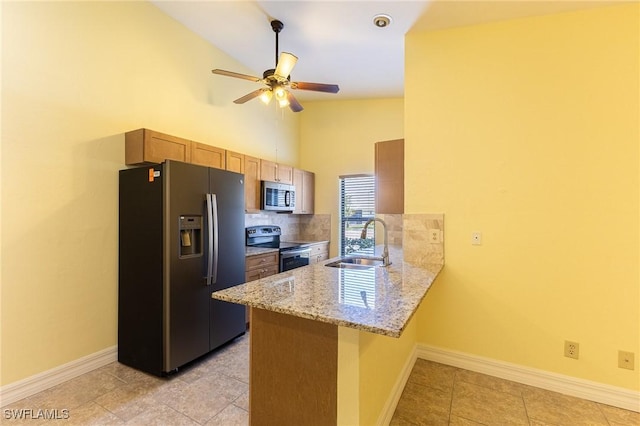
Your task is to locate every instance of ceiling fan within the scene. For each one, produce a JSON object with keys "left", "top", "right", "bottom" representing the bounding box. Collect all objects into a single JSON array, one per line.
[{"left": 211, "top": 20, "right": 339, "bottom": 113}]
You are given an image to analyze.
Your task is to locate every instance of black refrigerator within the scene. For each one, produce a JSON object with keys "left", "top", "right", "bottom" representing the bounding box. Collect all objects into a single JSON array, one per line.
[{"left": 118, "top": 159, "right": 246, "bottom": 376}]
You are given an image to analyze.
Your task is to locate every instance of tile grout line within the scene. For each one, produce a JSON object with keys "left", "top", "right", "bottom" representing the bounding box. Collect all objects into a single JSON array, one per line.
[{"left": 448, "top": 368, "right": 458, "bottom": 424}]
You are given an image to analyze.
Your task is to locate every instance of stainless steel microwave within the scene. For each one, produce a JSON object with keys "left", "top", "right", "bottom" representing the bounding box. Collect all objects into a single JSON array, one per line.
[{"left": 261, "top": 181, "right": 295, "bottom": 212}]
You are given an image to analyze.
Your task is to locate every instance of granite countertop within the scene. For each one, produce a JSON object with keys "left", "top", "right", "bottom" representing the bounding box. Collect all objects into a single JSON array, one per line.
[{"left": 215, "top": 246, "right": 442, "bottom": 337}]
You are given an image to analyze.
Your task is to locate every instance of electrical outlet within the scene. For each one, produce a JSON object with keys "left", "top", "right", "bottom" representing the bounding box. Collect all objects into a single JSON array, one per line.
[
  {"left": 564, "top": 341, "right": 579, "bottom": 360},
  {"left": 618, "top": 350, "right": 635, "bottom": 370},
  {"left": 471, "top": 232, "right": 482, "bottom": 245},
  {"left": 428, "top": 228, "right": 442, "bottom": 243}
]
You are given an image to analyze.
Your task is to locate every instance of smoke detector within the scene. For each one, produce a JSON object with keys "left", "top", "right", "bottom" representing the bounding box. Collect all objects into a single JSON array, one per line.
[{"left": 373, "top": 14, "right": 392, "bottom": 28}]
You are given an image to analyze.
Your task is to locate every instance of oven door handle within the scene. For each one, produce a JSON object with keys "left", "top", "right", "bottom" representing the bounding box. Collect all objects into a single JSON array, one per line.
[{"left": 281, "top": 248, "right": 311, "bottom": 257}]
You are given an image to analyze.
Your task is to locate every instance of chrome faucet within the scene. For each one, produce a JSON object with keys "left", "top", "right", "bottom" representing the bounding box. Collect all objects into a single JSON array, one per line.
[{"left": 360, "top": 218, "right": 391, "bottom": 266}]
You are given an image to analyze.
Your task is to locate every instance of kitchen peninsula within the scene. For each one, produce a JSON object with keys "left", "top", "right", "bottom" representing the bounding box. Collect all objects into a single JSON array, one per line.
[{"left": 212, "top": 245, "right": 443, "bottom": 425}]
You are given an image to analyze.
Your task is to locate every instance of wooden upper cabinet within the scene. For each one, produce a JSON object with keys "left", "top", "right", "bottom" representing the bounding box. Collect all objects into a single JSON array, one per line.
[
  {"left": 260, "top": 160, "right": 293, "bottom": 185},
  {"left": 191, "top": 142, "right": 226, "bottom": 170},
  {"left": 244, "top": 155, "right": 261, "bottom": 213},
  {"left": 125, "top": 128, "right": 191, "bottom": 165},
  {"left": 375, "top": 139, "right": 404, "bottom": 214},
  {"left": 260, "top": 160, "right": 277, "bottom": 182},
  {"left": 293, "top": 168, "right": 315, "bottom": 214},
  {"left": 277, "top": 164, "right": 293, "bottom": 185},
  {"left": 226, "top": 150, "right": 244, "bottom": 174}
]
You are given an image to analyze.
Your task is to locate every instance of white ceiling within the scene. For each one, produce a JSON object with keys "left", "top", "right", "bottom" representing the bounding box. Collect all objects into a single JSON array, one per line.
[{"left": 151, "top": 0, "right": 614, "bottom": 102}]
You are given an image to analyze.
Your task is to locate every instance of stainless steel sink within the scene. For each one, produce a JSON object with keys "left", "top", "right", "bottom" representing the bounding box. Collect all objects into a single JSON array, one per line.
[{"left": 325, "top": 256, "right": 385, "bottom": 269}]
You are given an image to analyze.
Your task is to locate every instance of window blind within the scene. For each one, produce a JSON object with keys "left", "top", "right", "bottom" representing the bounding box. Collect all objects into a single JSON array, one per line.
[{"left": 339, "top": 175, "right": 375, "bottom": 256}]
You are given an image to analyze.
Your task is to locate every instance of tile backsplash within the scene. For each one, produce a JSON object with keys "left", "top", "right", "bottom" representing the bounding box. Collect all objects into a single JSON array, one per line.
[
  {"left": 244, "top": 213, "right": 331, "bottom": 242},
  {"left": 403, "top": 213, "right": 445, "bottom": 266},
  {"left": 378, "top": 214, "right": 403, "bottom": 246},
  {"left": 298, "top": 214, "right": 331, "bottom": 241},
  {"left": 244, "top": 211, "right": 443, "bottom": 266}
]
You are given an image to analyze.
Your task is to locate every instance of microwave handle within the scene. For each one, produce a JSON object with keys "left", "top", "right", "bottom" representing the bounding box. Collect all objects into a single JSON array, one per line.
[{"left": 285, "top": 190, "right": 291, "bottom": 207}]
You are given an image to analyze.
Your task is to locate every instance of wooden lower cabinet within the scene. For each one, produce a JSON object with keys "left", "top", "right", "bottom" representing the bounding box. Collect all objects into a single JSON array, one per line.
[
  {"left": 245, "top": 251, "right": 279, "bottom": 281},
  {"left": 244, "top": 251, "right": 279, "bottom": 324},
  {"left": 308, "top": 242, "right": 329, "bottom": 264}
]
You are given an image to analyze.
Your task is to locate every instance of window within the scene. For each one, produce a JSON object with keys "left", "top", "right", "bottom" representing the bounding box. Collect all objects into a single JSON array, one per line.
[{"left": 339, "top": 175, "right": 375, "bottom": 256}]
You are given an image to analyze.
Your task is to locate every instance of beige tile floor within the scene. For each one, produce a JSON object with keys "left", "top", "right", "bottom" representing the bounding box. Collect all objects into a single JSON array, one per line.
[
  {"left": 391, "top": 359, "right": 640, "bottom": 426},
  {"left": 3, "top": 334, "right": 638, "bottom": 425}
]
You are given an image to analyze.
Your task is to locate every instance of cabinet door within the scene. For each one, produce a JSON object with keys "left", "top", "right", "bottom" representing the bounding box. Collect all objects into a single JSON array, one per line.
[
  {"left": 260, "top": 160, "right": 277, "bottom": 182},
  {"left": 191, "top": 142, "right": 226, "bottom": 169},
  {"left": 226, "top": 151, "right": 244, "bottom": 174},
  {"left": 277, "top": 164, "right": 293, "bottom": 185},
  {"left": 293, "top": 168, "right": 304, "bottom": 214},
  {"left": 293, "top": 169, "right": 315, "bottom": 214},
  {"left": 246, "top": 252, "right": 279, "bottom": 270},
  {"left": 125, "top": 128, "right": 191, "bottom": 165},
  {"left": 245, "top": 155, "right": 261, "bottom": 213},
  {"left": 302, "top": 171, "right": 315, "bottom": 214},
  {"left": 308, "top": 242, "right": 328, "bottom": 264},
  {"left": 375, "top": 139, "right": 404, "bottom": 214}
]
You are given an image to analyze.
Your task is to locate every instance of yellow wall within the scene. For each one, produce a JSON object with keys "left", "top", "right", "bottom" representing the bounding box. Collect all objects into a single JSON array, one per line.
[
  {"left": 359, "top": 317, "right": 417, "bottom": 425},
  {"left": 406, "top": 4, "right": 639, "bottom": 390},
  {"left": 299, "top": 98, "right": 404, "bottom": 256},
  {"left": 1, "top": 1, "right": 298, "bottom": 385}
]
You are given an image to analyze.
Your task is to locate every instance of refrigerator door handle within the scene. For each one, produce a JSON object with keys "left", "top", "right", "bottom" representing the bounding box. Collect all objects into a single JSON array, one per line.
[
  {"left": 205, "top": 194, "right": 214, "bottom": 285},
  {"left": 210, "top": 193, "right": 219, "bottom": 285}
]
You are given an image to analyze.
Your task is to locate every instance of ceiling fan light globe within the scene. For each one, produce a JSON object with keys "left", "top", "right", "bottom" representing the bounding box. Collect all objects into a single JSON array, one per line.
[
  {"left": 274, "top": 52, "right": 298, "bottom": 79},
  {"left": 274, "top": 86, "right": 287, "bottom": 100},
  {"left": 278, "top": 98, "right": 290, "bottom": 108},
  {"left": 260, "top": 89, "right": 273, "bottom": 105}
]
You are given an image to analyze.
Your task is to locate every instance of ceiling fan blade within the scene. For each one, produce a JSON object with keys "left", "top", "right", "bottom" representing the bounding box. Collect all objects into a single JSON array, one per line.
[
  {"left": 291, "top": 81, "right": 340, "bottom": 94},
  {"left": 274, "top": 52, "right": 298, "bottom": 80},
  {"left": 212, "top": 69, "right": 262, "bottom": 82},
  {"left": 287, "top": 91, "right": 303, "bottom": 113},
  {"left": 234, "top": 89, "right": 266, "bottom": 104}
]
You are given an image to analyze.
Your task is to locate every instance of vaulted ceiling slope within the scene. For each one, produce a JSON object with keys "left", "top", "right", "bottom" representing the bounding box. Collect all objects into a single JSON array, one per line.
[{"left": 152, "top": 0, "right": 614, "bottom": 101}]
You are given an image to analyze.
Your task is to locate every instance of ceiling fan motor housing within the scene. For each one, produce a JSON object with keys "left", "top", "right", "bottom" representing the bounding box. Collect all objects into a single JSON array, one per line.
[{"left": 271, "top": 20, "right": 284, "bottom": 33}]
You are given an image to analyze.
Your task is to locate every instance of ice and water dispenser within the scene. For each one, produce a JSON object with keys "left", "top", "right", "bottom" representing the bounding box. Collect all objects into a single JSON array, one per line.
[{"left": 179, "top": 215, "right": 202, "bottom": 257}]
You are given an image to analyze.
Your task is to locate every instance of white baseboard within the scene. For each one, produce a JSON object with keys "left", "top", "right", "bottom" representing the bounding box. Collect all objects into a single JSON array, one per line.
[
  {"left": 377, "top": 345, "right": 418, "bottom": 426},
  {"left": 0, "top": 346, "right": 118, "bottom": 407},
  {"left": 417, "top": 344, "right": 640, "bottom": 413}
]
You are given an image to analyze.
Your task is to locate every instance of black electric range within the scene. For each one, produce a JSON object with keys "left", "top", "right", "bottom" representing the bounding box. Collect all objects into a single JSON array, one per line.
[{"left": 246, "top": 226, "right": 311, "bottom": 272}]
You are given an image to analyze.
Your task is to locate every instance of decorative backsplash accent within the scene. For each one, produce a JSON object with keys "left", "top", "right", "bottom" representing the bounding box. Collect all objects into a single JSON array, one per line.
[{"left": 403, "top": 214, "right": 445, "bottom": 266}]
